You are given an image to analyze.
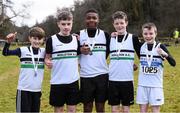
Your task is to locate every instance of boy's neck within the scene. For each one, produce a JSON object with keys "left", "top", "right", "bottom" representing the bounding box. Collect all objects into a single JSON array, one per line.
[
  {"left": 58, "top": 32, "right": 70, "bottom": 36},
  {"left": 31, "top": 46, "right": 39, "bottom": 50},
  {"left": 118, "top": 31, "right": 127, "bottom": 35}
]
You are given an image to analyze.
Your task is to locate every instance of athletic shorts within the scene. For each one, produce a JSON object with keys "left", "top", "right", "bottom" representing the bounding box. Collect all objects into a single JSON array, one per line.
[
  {"left": 16, "top": 90, "right": 41, "bottom": 112},
  {"left": 108, "top": 81, "right": 134, "bottom": 106},
  {"left": 136, "top": 86, "right": 164, "bottom": 105},
  {"left": 80, "top": 74, "right": 108, "bottom": 103},
  {"left": 49, "top": 80, "right": 80, "bottom": 107}
]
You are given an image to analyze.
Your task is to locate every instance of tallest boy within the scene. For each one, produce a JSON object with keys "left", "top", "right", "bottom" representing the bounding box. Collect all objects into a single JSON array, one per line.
[{"left": 77, "top": 9, "right": 110, "bottom": 113}]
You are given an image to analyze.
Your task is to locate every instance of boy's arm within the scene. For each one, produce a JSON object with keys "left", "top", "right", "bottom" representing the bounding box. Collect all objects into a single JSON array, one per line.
[
  {"left": 77, "top": 39, "right": 81, "bottom": 55},
  {"left": 158, "top": 44, "right": 176, "bottom": 66},
  {"left": 105, "top": 32, "right": 110, "bottom": 59},
  {"left": 2, "top": 32, "right": 21, "bottom": 57},
  {"left": 2, "top": 42, "right": 21, "bottom": 57},
  {"left": 45, "top": 37, "right": 53, "bottom": 69},
  {"left": 132, "top": 35, "right": 142, "bottom": 58}
]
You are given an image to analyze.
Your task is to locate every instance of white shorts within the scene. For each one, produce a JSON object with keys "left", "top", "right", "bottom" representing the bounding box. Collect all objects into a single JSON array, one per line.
[{"left": 136, "top": 86, "right": 164, "bottom": 105}]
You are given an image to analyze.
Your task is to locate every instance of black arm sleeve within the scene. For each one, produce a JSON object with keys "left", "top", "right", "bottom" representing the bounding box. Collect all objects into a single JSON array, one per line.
[
  {"left": 45, "top": 37, "right": 53, "bottom": 54},
  {"left": 132, "top": 35, "right": 142, "bottom": 58},
  {"left": 160, "top": 44, "right": 176, "bottom": 66},
  {"left": 77, "top": 40, "right": 81, "bottom": 55},
  {"left": 105, "top": 32, "right": 110, "bottom": 59},
  {"left": 2, "top": 42, "right": 21, "bottom": 57}
]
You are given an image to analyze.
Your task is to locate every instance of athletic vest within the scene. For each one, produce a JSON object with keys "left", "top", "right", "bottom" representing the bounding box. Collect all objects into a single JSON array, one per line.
[
  {"left": 138, "top": 42, "right": 164, "bottom": 87},
  {"left": 51, "top": 35, "right": 79, "bottom": 84},
  {"left": 79, "top": 29, "right": 108, "bottom": 77},
  {"left": 18, "top": 47, "right": 45, "bottom": 92},
  {"left": 109, "top": 33, "right": 135, "bottom": 81}
]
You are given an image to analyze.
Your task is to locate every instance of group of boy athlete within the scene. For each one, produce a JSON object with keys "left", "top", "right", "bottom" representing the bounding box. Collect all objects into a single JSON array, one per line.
[{"left": 2, "top": 9, "right": 176, "bottom": 113}]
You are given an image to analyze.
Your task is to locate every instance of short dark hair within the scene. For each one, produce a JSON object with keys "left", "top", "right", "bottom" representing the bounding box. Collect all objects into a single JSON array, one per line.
[
  {"left": 29, "top": 27, "right": 45, "bottom": 39},
  {"left": 142, "top": 22, "right": 157, "bottom": 33},
  {"left": 85, "top": 8, "right": 98, "bottom": 15},
  {"left": 112, "top": 11, "right": 128, "bottom": 22},
  {"left": 57, "top": 10, "right": 73, "bottom": 21}
]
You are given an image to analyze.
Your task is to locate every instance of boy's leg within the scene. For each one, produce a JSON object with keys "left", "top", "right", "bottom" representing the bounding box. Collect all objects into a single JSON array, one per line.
[
  {"left": 67, "top": 105, "right": 76, "bottom": 113},
  {"left": 151, "top": 105, "right": 160, "bottom": 113},
  {"left": 140, "top": 104, "right": 148, "bottom": 113},
  {"left": 31, "top": 92, "right": 42, "bottom": 112},
  {"left": 66, "top": 81, "right": 80, "bottom": 113},
  {"left": 54, "top": 106, "right": 64, "bottom": 113},
  {"left": 49, "top": 85, "right": 66, "bottom": 112},
  {"left": 149, "top": 87, "right": 164, "bottom": 113},
  {"left": 136, "top": 86, "right": 149, "bottom": 113},
  {"left": 84, "top": 102, "right": 93, "bottom": 112},
  {"left": 80, "top": 77, "right": 96, "bottom": 112},
  {"left": 108, "top": 81, "right": 121, "bottom": 113},
  {"left": 122, "top": 106, "right": 130, "bottom": 113},
  {"left": 95, "top": 102, "right": 105, "bottom": 112},
  {"left": 111, "top": 105, "right": 120, "bottom": 113},
  {"left": 121, "top": 81, "right": 134, "bottom": 113},
  {"left": 16, "top": 90, "right": 31, "bottom": 112},
  {"left": 94, "top": 74, "right": 108, "bottom": 113}
]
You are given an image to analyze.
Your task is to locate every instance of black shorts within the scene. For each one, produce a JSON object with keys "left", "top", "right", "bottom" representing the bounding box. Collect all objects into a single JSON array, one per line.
[
  {"left": 49, "top": 80, "right": 80, "bottom": 107},
  {"left": 80, "top": 74, "right": 108, "bottom": 103},
  {"left": 108, "top": 81, "right": 134, "bottom": 106},
  {"left": 16, "top": 90, "right": 41, "bottom": 112}
]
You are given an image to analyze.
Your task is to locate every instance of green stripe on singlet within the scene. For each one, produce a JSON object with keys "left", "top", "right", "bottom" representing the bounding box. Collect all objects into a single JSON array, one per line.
[
  {"left": 110, "top": 57, "right": 134, "bottom": 60},
  {"left": 92, "top": 49, "right": 106, "bottom": 52},
  {"left": 52, "top": 56, "right": 78, "bottom": 60},
  {"left": 21, "top": 64, "right": 44, "bottom": 69}
]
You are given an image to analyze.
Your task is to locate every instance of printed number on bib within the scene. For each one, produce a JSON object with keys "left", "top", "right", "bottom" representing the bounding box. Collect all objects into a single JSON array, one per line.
[{"left": 142, "top": 66, "right": 158, "bottom": 75}]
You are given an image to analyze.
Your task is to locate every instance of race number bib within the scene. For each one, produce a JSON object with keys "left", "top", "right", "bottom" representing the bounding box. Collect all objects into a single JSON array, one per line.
[{"left": 142, "top": 66, "right": 158, "bottom": 75}]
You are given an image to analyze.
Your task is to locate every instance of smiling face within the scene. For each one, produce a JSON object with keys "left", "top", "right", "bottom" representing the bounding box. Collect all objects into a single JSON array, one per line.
[
  {"left": 57, "top": 20, "right": 72, "bottom": 36},
  {"left": 142, "top": 27, "right": 157, "bottom": 44},
  {"left": 85, "top": 12, "right": 99, "bottom": 28},
  {"left": 29, "top": 36, "right": 44, "bottom": 48},
  {"left": 113, "top": 18, "right": 128, "bottom": 35}
]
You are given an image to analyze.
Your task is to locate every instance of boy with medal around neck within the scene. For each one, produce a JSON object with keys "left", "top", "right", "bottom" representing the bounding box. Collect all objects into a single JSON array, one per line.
[
  {"left": 45, "top": 10, "right": 80, "bottom": 113},
  {"left": 108, "top": 11, "right": 141, "bottom": 113},
  {"left": 76, "top": 9, "right": 110, "bottom": 113},
  {"left": 136, "top": 22, "right": 176, "bottom": 113},
  {"left": 2, "top": 27, "right": 46, "bottom": 112}
]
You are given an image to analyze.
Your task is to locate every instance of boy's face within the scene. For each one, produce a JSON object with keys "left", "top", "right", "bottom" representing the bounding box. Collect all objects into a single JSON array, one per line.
[
  {"left": 85, "top": 12, "right": 99, "bottom": 28},
  {"left": 29, "top": 37, "right": 44, "bottom": 48},
  {"left": 57, "top": 20, "right": 72, "bottom": 36},
  {"left": 113, "top": 18, "right": 128, "bottom": 35},
  {"left": 142, "top": 27, "right": 157, "bottom": 44}
]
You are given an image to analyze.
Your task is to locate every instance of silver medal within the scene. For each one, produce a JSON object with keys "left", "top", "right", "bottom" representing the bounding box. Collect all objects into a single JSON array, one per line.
[{"left": 89, "top": 50, "right": 93, "bottom": 55}]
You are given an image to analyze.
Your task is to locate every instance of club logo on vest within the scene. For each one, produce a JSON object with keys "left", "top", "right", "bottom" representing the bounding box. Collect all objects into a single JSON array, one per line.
[
  {"left": 56, "top": 44, "right": 63, "bottom": 46},
  {"left": 26, "top": 54, "right": 31, "bottom": 56}
]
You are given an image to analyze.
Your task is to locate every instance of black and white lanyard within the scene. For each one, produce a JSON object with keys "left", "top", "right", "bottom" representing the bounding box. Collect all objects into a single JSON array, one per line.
[
  {"left": 30, "top": 46, "right": 40, "bottom": 76},
  {"left": 116, "top": 32, "right": 127, "bottom": 56},
  {"left": 86, "top": 29, "right": 98, "bottom": 55},
  {"left": 145, "top": 41, "right": 156, "bottom": 67}
]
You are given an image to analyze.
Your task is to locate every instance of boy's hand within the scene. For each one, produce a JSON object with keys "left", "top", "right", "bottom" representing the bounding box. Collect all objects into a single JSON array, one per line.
[
  {"left": 72, "top": 33, "right": 80, "bottom": 40},
  {"left": 157, "top": 47, "right": 168, "bottom": 58},
  {"left": 6, "top": 32, "right": 17, "bottom": 43},
  {"left": 80, "top": 43, "right": 90, "bottom": 55},
  {"left": 133, "top": 64, "right": 138, "bottom": 71},
  {"left": 111, "top": 32, "right": 118, "bottom": 37},
  {"left": 45, "top": 58, "right": 53, "bottom": 69}
]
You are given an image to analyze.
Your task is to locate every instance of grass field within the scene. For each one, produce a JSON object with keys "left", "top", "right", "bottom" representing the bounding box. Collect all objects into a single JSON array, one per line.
[{"left": 0, "top": 44, "right": 179, "bottom": 112}]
